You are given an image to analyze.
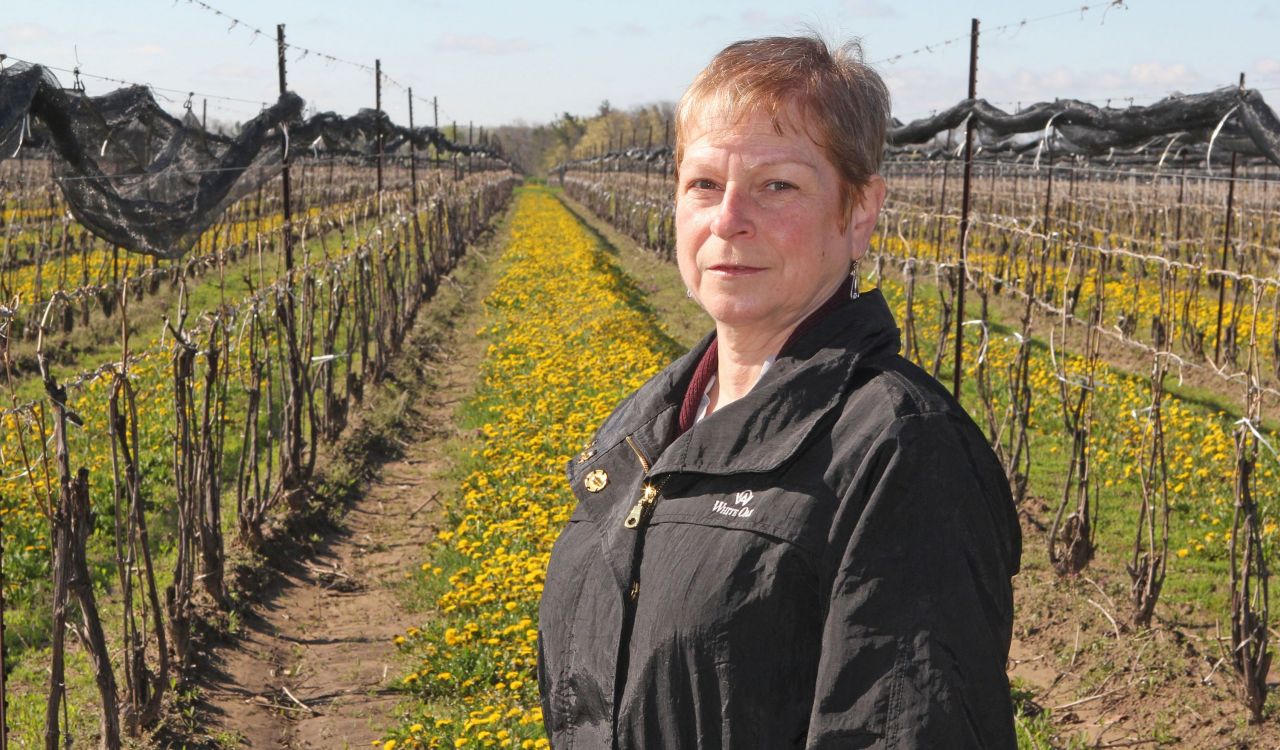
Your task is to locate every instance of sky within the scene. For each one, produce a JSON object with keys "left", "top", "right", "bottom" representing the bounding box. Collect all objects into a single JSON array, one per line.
[{"left": 3, "top": 0, "right": 1278, "bottom": 133}]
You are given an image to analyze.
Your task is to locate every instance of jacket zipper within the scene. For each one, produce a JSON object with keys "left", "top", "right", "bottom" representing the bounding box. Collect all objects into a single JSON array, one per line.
[
  {"left": 614, "top": 435, "right": 662, "bottom": 742},
  {"left": 624, "top": 435, "right": 650, "bottom": 472},
  {"left": 623, "top": 484, "right": 660, "bottom": 529},
  {"left": 623, "top": 435, "right": 661, "bottom": 529}
]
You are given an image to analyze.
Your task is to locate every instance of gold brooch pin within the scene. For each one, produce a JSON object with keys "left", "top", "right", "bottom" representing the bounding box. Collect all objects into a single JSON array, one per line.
[{"left": 584, "top": 469, "right": 608, "bottom": 493}]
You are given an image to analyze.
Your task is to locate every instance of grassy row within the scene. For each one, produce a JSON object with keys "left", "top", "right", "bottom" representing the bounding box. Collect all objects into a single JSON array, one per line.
[{"left": 382, "top": 186, "right": 681, "bottom": 748}]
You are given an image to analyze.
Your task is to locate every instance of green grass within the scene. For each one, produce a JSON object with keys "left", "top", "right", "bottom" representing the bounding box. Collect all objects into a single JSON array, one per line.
[
  {"left": 1012, "top": 678, "right": 1090, "bottom": 750},
  {"left": 4, "top": 188, "right": 418, "bottom": 403},
  {"left": 552, "top": 188, "right": 706, "bottom": 350}
]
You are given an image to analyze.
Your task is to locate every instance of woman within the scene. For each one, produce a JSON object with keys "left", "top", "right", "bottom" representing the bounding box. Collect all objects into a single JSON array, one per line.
[{"left": 538, "top": 36, "right": 1021, "bottom": 749}]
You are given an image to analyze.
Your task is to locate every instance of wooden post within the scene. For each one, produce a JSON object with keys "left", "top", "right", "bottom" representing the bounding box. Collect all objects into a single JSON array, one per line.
[
  {"left": 662, "top": 117, "right": 671, "bottom": 180},
  {"left": 1174, "top": 151, "right": 1187, "bottom": 253},
  {"left": 1038, "top": 136, "right": 1055, "bottom": 301},
  {"left": 1214, "top": 72, "right": 1244, "bottom": 365},
  {"left": 375, "top": 59, "right": 384, "bottom": 196},
  {"left": 953, "top": 17, "right": 979, "bottom": 398},
  {"left": 276, "top": 24, "right": 293, "bottom": 273},
  {"left": 408, "top": 88, "right": 418, "bottom": 207},
  {"left": 935, "top": 131, "right": 952, "bottom": 263},
  {"left": 276, "top": 23, "right": 304, "bottom": 500},
  {"left": 645, "top": 125, "right": 653, "bottom": 181}
]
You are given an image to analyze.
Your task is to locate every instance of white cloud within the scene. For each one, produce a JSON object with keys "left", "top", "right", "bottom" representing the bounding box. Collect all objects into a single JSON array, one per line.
[
  {"left": 436, "top": 34, "right": 533, "bottom": 56},
  {"left": 1128, "top": 62, "right": 1197, "bottom": 87},
  {"left": 1038, "top": 69, "right": 1076, "bottom": 90},
  {"left": 1255, "top": 58, "right": 1280, "bottom": 76},
  {"left": 132, "top": 44, "right": 166, "bottom": 57},
  {"left": 1096, "top": 72, "right": 1128, "bottom": 91}
]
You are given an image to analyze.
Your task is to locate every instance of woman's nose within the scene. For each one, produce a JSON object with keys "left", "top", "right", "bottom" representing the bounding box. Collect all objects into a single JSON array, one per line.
[{"left": 709, "top": 185, "right": 754, "bottom": 240}]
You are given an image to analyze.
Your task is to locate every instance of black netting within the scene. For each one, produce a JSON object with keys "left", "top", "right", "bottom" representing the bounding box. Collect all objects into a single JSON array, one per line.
[
  {"left": 0, "top": 64, "right": 50, "bottom": 153},
  {"left": 0, "top": 62, "right": 503, "bottom": 260},
  {"left": 886, "top": 87, "right": 1280, "bottom": 166},
  {"left": 549, "top": 87, "right": 1280, "bottom": 172},
  {"left": 295, "top": 108, "right": 493, "bottom": 158}
]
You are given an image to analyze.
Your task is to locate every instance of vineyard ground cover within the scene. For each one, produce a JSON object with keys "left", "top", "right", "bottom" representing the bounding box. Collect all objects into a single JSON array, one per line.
[
  {"left": 560, "top": 189, "right": 1280, "bottom": 747},
  {"left": 0, "top": 183, "right": 436, "bottom": 665},
  {"left": 188, "top": 198, "right": 515, "bottom": 749},
  {"left": 0, "top": 165, "right": 516, "bottom": 745},
  {"left": 552, "top": 191, "right": 707, "bottom": 350},
  {"left": 859, "top": 249, "right": 1279, "bottom": 432},
  {"left": 381, "top": 186, "right": 680, "bottom": 748},
  {"left": 855, "top": 258, "right": 1279, "bottom": 593},
  {"left": 0, "top": 159, "right": 374, "bottom": 297},
  {"left": 2, "top": 182, "right": 421, "bottom": 399},
  {"left": 872, "top": 263, "right": 1280, "bottom": 746}
]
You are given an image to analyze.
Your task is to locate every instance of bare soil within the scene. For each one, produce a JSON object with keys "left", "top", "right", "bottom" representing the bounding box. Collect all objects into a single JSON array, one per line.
[
  {"left": 1008, "top": 496, "right": 1280, "bottom": 749},
  {"left": 193, "top": 258, "right": 493, "bottom": 748}
]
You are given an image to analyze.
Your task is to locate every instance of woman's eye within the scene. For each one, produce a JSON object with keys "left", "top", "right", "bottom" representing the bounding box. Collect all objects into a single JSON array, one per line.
[
  {"left": 765, "top": 181, "right": 795, "bottom": 192},
  {"left": 687, "top": 179, "right": 719, "bottom": 191}
]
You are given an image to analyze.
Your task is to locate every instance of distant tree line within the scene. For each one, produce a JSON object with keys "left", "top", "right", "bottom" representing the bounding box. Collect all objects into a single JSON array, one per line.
[{"left": 490, "top": 100, "right": 675, "bottom": 176}]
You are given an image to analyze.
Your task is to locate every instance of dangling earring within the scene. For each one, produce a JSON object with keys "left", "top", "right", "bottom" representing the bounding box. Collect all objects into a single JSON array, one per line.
[
  {"left": 686, "top": 288, "right": 694, "bottom": 298},
  {"left": 849, "top": 261, "right": 861, "bottom": 301}
]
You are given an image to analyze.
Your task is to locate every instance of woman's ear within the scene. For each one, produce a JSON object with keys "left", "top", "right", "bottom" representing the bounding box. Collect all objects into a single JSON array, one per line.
[{"left": 849, "top": 175, "right": 887, "bottom": 262}]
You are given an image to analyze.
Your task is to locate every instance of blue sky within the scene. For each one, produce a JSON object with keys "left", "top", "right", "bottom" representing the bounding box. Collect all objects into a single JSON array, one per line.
[{"left": 3, "top": 1, "right": 1278, "bottom": 130}]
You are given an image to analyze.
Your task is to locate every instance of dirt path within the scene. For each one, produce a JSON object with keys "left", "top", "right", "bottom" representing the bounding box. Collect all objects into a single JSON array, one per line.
[{"left": 196, "top": 255, "right": 494, "bottom": 748}]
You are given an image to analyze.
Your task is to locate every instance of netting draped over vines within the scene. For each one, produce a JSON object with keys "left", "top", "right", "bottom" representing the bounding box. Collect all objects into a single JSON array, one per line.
[
  {"left": 550, "top": 86, "right": 1280, "bottom": 172},
  {"left": 885, "top": 87, "right": 1280, "bottom": 165},
  {"left": 0, "top": 62, "right": 502, "bottom": 260}
]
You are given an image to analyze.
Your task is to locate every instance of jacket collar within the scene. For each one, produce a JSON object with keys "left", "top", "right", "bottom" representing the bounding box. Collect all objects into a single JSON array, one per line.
[{"left": 605, "top": 288, "right": 901, "bottom": 479}]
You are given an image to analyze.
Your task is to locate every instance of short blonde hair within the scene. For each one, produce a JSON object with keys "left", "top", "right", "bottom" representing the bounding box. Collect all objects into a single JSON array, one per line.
[{"left": 675, "top": 35, "right": 890, "bottom": 226}]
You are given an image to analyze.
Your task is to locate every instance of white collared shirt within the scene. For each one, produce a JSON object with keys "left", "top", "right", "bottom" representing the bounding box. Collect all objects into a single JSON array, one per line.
[{"left": 694, "top": 356, "right": 777, "bottom": 423}]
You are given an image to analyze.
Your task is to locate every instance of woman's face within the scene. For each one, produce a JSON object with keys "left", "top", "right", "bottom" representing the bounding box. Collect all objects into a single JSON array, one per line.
[{"left": 675, "top": 107, "right": 883, "bottom": 340}]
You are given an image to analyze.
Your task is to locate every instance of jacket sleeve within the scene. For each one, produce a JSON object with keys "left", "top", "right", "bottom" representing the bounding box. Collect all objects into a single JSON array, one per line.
[{"left": 806, "top": 413, "right": 1021, "bottom": 749}]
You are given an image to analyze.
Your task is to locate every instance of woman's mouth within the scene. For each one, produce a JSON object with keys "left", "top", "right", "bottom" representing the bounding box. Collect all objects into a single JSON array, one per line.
[{"left": 707, "top": 264, "right": 765, "bottom": 277}]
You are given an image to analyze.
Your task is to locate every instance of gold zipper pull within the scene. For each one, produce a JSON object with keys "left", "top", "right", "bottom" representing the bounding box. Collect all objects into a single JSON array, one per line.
[
  {"left": 625, "top": 435, "right": 651, "bottom": 472},
  {"left": 623, "top": 483, "right": 660, "bottom": 529}
]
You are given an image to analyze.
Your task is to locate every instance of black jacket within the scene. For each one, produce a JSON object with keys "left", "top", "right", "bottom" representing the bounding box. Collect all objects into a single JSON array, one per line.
[{"left": 537, "top": 289, "right": 1022, "bottom": 749}]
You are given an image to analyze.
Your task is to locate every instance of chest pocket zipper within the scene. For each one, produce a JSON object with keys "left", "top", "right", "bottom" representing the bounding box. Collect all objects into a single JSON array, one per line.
[
  {"left": 623, "top": 435, "right": 665, "bottom": 529},
  {"left": 624, "top": 434, "right": 651, "bottom": 472}
]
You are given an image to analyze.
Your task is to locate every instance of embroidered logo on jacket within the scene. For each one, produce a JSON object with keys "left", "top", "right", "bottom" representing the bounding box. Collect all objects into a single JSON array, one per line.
[{"left": 713, "top": 490, "right": 755, "bottom": 518}]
